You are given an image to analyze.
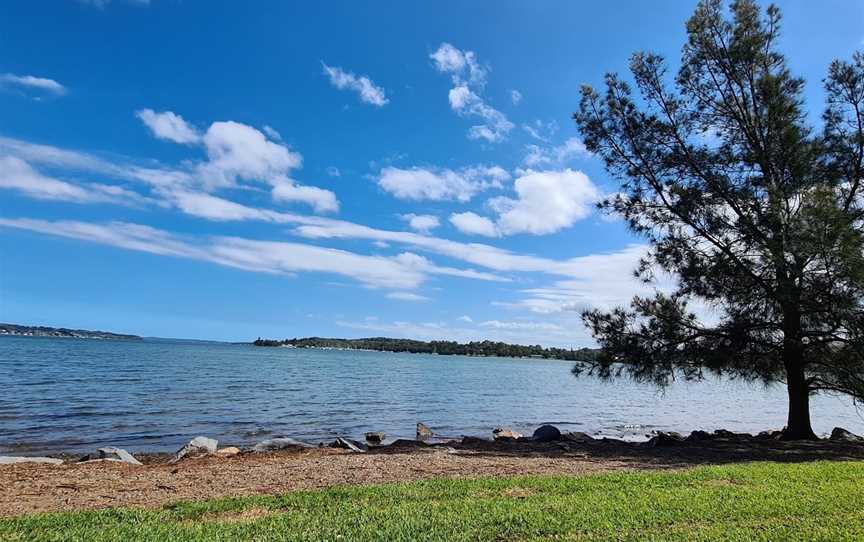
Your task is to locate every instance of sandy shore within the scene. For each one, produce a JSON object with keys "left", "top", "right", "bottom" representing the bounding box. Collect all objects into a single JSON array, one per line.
[{"left": 3, "top": 435, "right": 864, "bottom": 517}]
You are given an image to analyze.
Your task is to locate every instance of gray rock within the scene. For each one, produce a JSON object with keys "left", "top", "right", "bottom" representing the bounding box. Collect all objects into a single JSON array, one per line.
[
  {"left": 253, "top": 437, "right": 315, "bottom": 452},
  {"left": 331, "top": 437, "right": 368, "bottom": 453},
  {"left": 830, "top": 427, "right": 863, "bottom": 442},
  {"left": 644, "top": 431, "right": 684, "bottom": 448},
  {"left": 365, "top": 432, "right": 385, "bottom": 445},
  {"left": 532, "top": 425, "right": 562, "bottom": 442},
  {"left": 0, "top": 456, "right": 63, "bottom": 465},
  {"left": 492, "top": 427, "right": 522, "bottom": 440},
  {"left": 686, "top": 430, "right": 713, "bottom": 442},
  {"left": 97, "top": 447, "right": 142, "bottom": 465},
  {"left": 172, "top": 436, "right": 218, "bottom": 462},
  {"left": 416, "top": 422, "right": 434, "bottom": 441},
  {"left": 562, "top": 431, "right": 595, "bottom": 443}
]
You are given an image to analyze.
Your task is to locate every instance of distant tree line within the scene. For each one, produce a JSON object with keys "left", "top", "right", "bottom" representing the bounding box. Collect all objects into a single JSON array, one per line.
[{"left": 252, "top": 336, "right": 600, "bottom": 361}]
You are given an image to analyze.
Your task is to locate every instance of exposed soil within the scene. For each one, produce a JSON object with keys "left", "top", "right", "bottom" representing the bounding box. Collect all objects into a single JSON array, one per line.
[{"left": 3, "top": 435, "right": 863, "bottom": 517}]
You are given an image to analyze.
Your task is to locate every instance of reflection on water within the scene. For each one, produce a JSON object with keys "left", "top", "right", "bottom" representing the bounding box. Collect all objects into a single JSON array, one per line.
[{"left": 1, "top": 336, "right": 862, "bottom": 454}]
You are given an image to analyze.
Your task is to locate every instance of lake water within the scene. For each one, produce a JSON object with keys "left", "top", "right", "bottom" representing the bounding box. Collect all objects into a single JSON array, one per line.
[{"left": 2, "top": 336, "right": 863, "bottom": 455}]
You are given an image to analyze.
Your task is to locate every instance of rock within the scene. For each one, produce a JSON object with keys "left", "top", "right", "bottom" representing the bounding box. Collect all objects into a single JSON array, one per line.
[
  {"left": 0, "top": 456, "right": 63, "bottom": 465},
  {"left": 532, "top": 425, "right": 562, "bottom": 442},
  {"left": 216, "top": 446, "right": 241, "bottom": 456},
  {"left": 686, "top": 430, "right": 713, "bottom": 442},
  {"left": 416, "top": 422, "right": 434, "bottom": 441},
  {"left": 97, "top": 447, "right": 142, "bottom": 465},
  {"left": 644, "top": 431, "right": 684, "bottom": 448},
  {"left": 562, "top": 431, "right": 595, "bottom": 443},
  {"left": 756, "top": 430, "right": 784, "bottom": 440},
  {"left": 171, "top": 436, "right": 218, "bottom": 462},
  {"left": 712, "top": 429, "right": 750, "bottom": 439},
  {"left": 364, "top": 432, "right": 386, "bottom": 445},
  {"left": 492, "top": 427, "right": 522, "bottom": 440},
  {"left": 461, "top": 436, "right": 491, "bottom": 447},
  {"left": 830, "top": 427, "right": 863, "bottom": 442},
  {"left": 253, "top": 437, "right": 315, "bottom": 452},
  {"left": 331, "top": 437, "right": 368, "bottom": 453},
  {"left": 387, "top": 439, "right": 431, "bottom": 449}
]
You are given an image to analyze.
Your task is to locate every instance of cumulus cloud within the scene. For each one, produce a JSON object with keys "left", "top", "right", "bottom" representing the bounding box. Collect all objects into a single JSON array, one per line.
[
  {"left": 490, "top": 169, "right": 600, "bottom": 235},
  {"left": 447, "top": 169, "right": 600, "bottom": 238},
  {"left": 430, "top": 43, "right": 512, "bottom": 143},
  {"left": 322, "top": 63, "right": 388, "bottom": 107},
  {"left": 377, "top": 165, "right": 509, "bottom": 202},
  {"left": 449, "top": 211, "right": 499, "bottom": 237},
  {"left": 523, "top": 137, "right": 590, "bottom": 167},
  {"left": 135, "top": 109, "right": 200, "bottom": 144},
  {"left": 400, "top": 213, "right": 440, "bottom": 234},
  {"left": 0, "top": 74, "right": 66, "bottom": 96}
]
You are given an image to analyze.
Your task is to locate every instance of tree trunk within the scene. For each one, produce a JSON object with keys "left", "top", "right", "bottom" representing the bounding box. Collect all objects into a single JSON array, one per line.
[{"left": 783, "top": 362, "right": 818, "bottom": 440}]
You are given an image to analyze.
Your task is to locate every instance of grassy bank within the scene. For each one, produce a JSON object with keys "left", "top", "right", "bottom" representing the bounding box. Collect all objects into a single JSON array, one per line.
[{"left": 2, "top": 461, "right": 863, "bottom": 541}]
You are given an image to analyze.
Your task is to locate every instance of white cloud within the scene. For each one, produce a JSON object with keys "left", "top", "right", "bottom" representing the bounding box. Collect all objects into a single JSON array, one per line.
[
  {"left": 400, "top": 213, "right": 440, "bottom": 234},
  {"left": 0, "top": 156, "right": 149, "bottom": 206},
  {"left": 377, "top": 165, "right": 508, "bottom": 202},
  {"left": 198, "top": 121, "right": 302, "bottom": 188},
  {"left": 480, "top": 320, "right": 563, "bottom": 331},
  {"left": 429, "top": 43, "right": 486, "bottom": 85},
  {"left": 135, "top": 109, "right": 200, "bottom": 144},
  {"left": 0, "top": 74, "right": 66, "bottom": 96},
  {"left": 271, "top": 180, "right": 339, "bottom": 213},
  {"left": 322, "top": 63, "right": 388, "bottom": 107},
  {"left": 456, "top": 315, "right": 473, "bottom": 323},
  {"left": 430, "top": 43, "right": 512, "bottom": 143},
  {"left": 498, "top": 245, "right": 659, "bottom": 315},
  {"left": 386, "top": 292, "right": 430, "bottom": 302},
  {"left": 262, "top": 125, "right": 283, "bottom": 141},
  {"left": 449, "top": 212, "right": 499, "bottom": 237},
  {"left": 522, "top": 137, "right": 590, "bottom": 167},
  {"left": 510, "top": 90, "right": 522, "bottom": 105},
  {"left": 0, "top": 217, "right": 505, "bottom": 292},
  {"left": 489, "top": 169, "right": 600, "bottom": 235},
  {"left": 521, "top": 120, "right": 559, "bottom": 142},
  {"left": 326, "top": 166, "right": 341, "bottom": 177}
]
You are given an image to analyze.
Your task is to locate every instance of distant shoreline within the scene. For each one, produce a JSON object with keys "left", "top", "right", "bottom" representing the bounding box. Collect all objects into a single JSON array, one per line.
[
  {"left": 253, "top": 336, "right": 601, "bottom": 362},
  {"left": 0, "top": 323, "right": 141, "bottom": 341}
]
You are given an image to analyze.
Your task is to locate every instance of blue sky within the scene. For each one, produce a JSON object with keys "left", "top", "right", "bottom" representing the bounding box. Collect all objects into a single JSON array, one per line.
[{"left": 0, "top": 0, "right": 861, "bottom": 345}]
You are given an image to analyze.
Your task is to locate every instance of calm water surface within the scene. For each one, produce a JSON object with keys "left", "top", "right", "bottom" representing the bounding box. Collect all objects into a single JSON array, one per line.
[{"left": 1, "top": 336, "right": 862, "bottom": 454}]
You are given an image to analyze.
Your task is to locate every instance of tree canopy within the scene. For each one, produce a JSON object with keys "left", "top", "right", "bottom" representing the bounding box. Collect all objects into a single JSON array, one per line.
[{"left": 573, "top": 0, "right": 864, "bottom": 439}]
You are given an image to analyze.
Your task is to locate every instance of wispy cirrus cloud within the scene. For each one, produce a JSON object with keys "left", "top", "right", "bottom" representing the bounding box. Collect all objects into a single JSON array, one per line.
[
  {"left": 322, "top": 63, "right": 388, "bottom": 107},
  {"left": 0, "top": 74, "right": 66, "bottom": 96},
  {"left": 0, "top": 217, "right": 504, "bottom": 292},
  {"left": 430, "top": 43, "right": 513, "bottom": 143}
]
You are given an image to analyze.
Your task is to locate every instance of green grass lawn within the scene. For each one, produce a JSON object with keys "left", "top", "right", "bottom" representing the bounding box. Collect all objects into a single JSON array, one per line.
[{"left": 2, "top": 461, "right": 864, "bottom": 541}]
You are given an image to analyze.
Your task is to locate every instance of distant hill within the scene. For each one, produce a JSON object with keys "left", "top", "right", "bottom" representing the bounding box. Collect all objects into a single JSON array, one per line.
[
  {"left": 253, "top": 336, "right": 600, "bottom": 361},
  {"left": 0, "top": 323, "right": 142, "bottom": 341}
]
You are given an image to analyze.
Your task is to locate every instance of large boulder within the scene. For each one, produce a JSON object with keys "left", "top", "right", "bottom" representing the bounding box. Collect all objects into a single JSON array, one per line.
[
  {"left": 532, "top": 425, "right": 562, "bottom": 442},
  {"left": 416, "top": 422, "right": 434, "bottom": 441},
  {"left": 0, "top": 456, "right": 63, "bottom": 465},
  {"left": 686, "top": 430, "right": 713, "bottom": 442},
  {"left": 492, "top": 427, "right": 522, "bottom": 440},
  {"left": 331, "top": 437, "right": 368, "bottom": 453},
  {"left": 93, "top": 447, "right": 142, "bottom": 465},
  {"left": 644, "top": 431, "right": 684, "bottom": 448},
  {"left": 253, "top": 437, "right": 315, "bottom": 452},
  {"left": 365, "top": 432, "right": 386, "bottom": 445},
  {"left": 172, "top": 436, "right": 218, "bottom": 462},
  {"left": 830, "top": 427, "right": 863, "bottom": 442}
]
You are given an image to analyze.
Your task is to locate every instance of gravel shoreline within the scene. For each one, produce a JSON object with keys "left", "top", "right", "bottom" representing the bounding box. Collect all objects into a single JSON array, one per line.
[{"left": 3, "top": 432, "right": 864, "bottom": 517}]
